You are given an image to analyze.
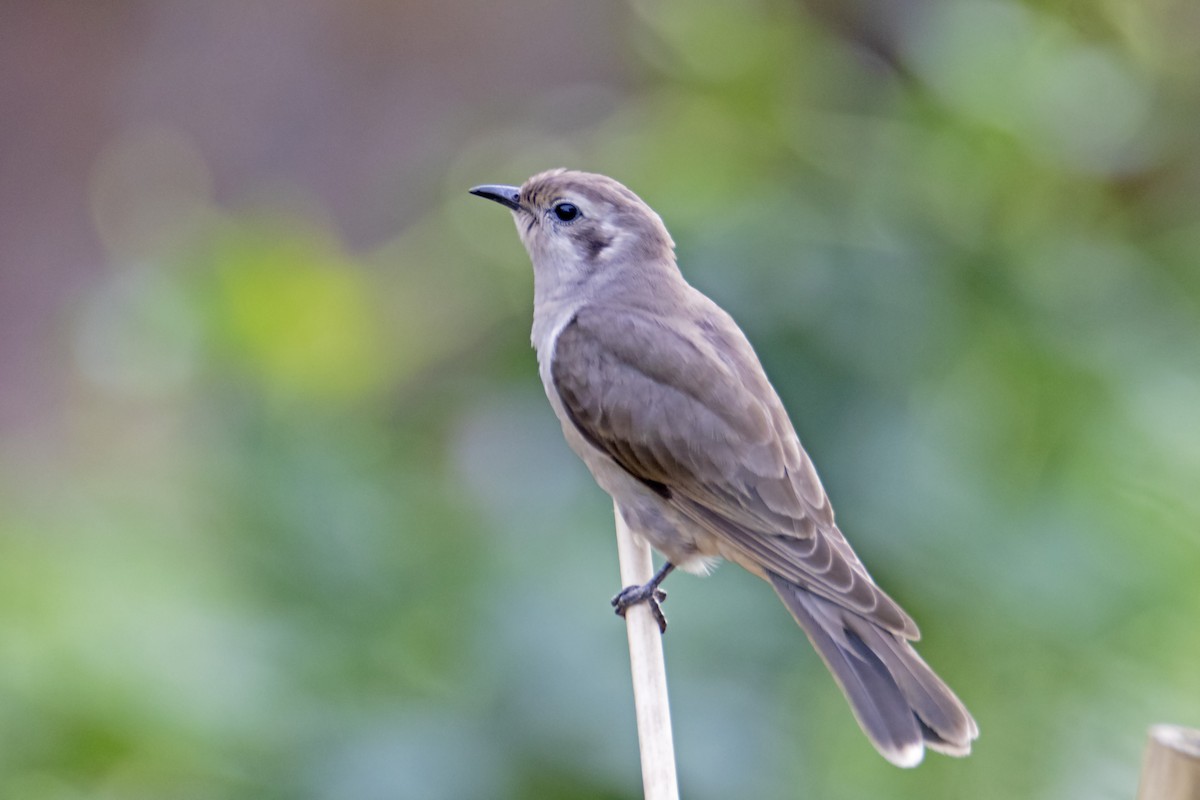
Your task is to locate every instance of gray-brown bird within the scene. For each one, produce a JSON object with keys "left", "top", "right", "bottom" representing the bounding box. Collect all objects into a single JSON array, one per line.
[{"left": 470, "top": 169, "right": 978, "bottom": 767}]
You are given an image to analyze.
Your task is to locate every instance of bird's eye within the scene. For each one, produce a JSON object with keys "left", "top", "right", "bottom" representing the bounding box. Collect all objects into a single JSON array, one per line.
[{"left": 553, "top": 202, "right": 580, "bottom": 222}]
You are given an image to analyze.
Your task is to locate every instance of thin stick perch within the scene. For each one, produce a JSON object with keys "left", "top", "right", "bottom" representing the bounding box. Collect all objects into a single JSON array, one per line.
[{"left": 613, "top": 502, "right": 681, "bottom": 800}]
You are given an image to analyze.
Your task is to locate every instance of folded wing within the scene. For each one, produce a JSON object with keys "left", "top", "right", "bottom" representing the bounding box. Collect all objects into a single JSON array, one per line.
[{"left": 550, "top": 303, "right": 918, "bottom": 639}]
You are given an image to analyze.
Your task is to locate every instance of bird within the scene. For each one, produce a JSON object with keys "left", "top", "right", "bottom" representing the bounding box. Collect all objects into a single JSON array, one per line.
[{"left": 469, "top": 169, "right": 978, "bottom": 767}]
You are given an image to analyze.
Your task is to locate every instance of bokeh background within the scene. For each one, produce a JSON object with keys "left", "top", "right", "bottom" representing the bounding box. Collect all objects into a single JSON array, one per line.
[{"left": 3, "top": 0, "right": 1200, "bottom": 798}]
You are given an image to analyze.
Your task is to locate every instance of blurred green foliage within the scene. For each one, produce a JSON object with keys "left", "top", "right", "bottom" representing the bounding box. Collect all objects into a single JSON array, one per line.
[{"left": 2, "top": 0, "right": 1200, "bottom": 798}]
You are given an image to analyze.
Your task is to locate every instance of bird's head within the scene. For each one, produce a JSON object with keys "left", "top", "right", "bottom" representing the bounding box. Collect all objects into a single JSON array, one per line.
[{"left": 470, "top": 169, "right": 675, "bottom": 285}]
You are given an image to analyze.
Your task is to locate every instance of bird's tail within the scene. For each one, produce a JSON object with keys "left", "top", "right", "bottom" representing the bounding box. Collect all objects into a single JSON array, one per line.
[{"left": 768, "top": 573, "right": 978, "bottom": 767}]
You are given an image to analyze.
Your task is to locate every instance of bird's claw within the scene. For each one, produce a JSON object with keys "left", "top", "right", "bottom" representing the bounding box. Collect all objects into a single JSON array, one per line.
[{"left": 611, "top": 584, "right": 669, "bottom": 633}]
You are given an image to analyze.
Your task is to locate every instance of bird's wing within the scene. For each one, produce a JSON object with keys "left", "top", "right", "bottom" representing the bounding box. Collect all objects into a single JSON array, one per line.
[{"left": 550, "top": 303, "right": 918, "bottom": 638}]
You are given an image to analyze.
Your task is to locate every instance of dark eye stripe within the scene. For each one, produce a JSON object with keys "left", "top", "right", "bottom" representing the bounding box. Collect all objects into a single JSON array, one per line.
[{"left": 584, "top": 233, "right": 611, "bottom": 259}]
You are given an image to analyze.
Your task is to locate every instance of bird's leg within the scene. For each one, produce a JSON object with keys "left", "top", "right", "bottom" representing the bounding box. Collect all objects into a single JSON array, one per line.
[{"left": 611, "top": 562, "right": 676, "bottom": 633}]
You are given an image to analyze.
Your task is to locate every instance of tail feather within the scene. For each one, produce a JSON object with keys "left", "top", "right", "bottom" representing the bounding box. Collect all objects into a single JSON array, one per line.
[
  {"left": 848, "top": 615, "right": 979, "bottom": 750},
  {"left": 769, "top": 572, "right": 978, "bottom": 767}
]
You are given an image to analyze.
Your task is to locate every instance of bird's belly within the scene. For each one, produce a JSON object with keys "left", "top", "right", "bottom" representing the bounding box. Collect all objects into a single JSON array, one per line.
[{"left": 559, "top": 424, "right": 721, "bottom": 575}]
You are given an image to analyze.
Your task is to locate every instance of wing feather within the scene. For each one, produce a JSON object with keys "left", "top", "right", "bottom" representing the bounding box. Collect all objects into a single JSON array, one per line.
[{"left": 551, "top": 304, "right": 918, "bottom": 638}]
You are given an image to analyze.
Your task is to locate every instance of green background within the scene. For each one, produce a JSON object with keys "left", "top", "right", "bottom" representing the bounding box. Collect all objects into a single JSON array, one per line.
[{"left": 2, "top": 0, "right": 1198, "bottom": 797}]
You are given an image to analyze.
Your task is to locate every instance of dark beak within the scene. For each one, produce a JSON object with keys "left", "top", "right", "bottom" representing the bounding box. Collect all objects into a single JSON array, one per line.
[{"left": 469, "top": 184, "right": 522, "bottom": 212}]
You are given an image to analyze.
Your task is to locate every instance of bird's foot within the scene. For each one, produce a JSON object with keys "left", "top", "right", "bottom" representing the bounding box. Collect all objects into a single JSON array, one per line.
[
  {"left": 611, "top": 583, "right": 668, "bottom": 633},
  {"left": 611, "top": 562, "right": 675, "bottom": 634}
]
